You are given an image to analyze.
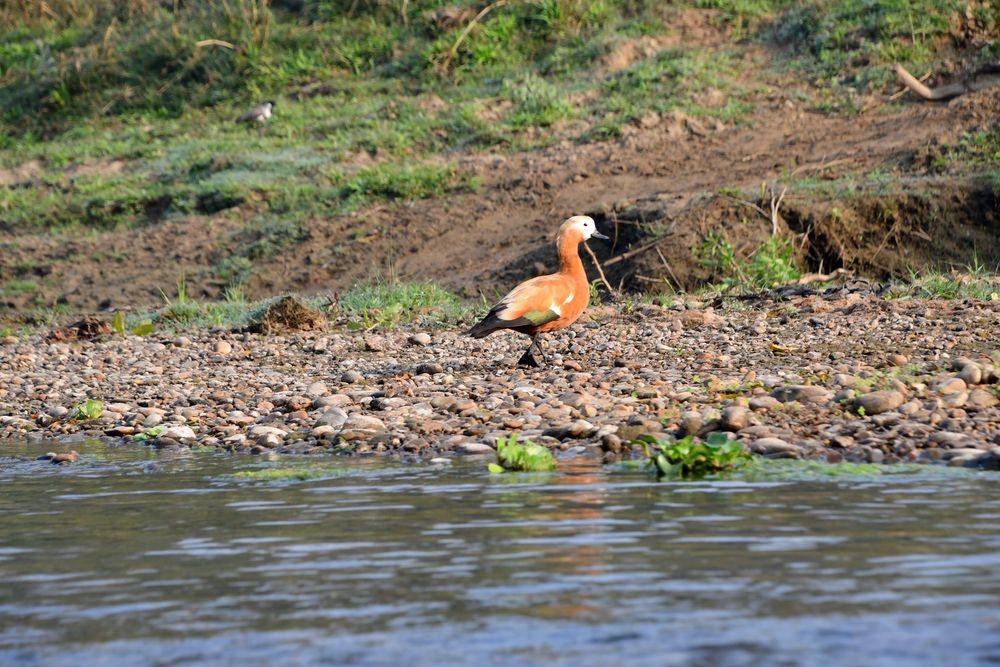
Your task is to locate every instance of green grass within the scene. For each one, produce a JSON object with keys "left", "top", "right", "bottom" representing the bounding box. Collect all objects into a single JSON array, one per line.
[
  {"left": 1, "top": 279, "right": 39, "bottom": 295},
  {"left": 338, "top": 162, "right": 473, "bottom": 208},
  {"left": 341, "top": 279, "right": 470, "bottom": 329},
  {"left": 887, "top": 264, "right": 1000, "bottom": 301}
]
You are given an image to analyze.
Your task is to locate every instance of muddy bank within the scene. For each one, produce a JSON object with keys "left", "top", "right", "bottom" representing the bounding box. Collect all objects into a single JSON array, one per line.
[
  {"left": 3, "top": 88, "right": 999, "bottom": 319},
  {"left": 2, "top": 292, "right": 999, "bottom": 468}
]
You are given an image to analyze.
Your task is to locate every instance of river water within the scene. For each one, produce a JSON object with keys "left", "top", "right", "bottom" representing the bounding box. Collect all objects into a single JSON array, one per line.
[{"left": 1, "top": 440, "right": 999, "bottom": 667}]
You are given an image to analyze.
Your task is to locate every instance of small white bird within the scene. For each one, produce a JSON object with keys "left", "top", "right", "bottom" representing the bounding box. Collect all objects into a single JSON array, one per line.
[{"left": 236, "top": 101, "right": 275, "bottom": 125}]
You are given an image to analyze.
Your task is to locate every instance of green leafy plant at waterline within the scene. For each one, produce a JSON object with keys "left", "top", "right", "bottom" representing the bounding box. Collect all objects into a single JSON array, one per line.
[
  {"left": 71, "top": 399, "right": 104, "bottom": 421},
  {"left": 488, "top": 433, "right": 557, "bottom": 473},
  {"left": 228, "top": 466, "right": 350, "bottom": 482},
  {"left": 132, "top": 425, "right": 166, "bottom": 442},
  {"left": 634, "top": 432, "right": 752, "bottom": 479}
]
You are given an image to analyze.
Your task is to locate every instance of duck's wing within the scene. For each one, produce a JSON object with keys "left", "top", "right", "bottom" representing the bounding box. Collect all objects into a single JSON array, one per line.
[{"left": 468, "top": 275, "right": 574, "bottom": 338}]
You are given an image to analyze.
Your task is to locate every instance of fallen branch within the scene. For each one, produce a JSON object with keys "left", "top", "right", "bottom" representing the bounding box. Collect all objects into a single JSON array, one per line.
[
  {"left": 894, "top": 62, "right": 1000, "bottom": 101},
  {"left": 604, "top": 235, "right": 671, "bottom": 267}
]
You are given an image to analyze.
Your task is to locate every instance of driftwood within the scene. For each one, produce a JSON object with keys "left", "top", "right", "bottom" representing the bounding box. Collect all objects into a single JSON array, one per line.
[{"left": 894, "top": 63, "right": 1000, "bottom": 101}]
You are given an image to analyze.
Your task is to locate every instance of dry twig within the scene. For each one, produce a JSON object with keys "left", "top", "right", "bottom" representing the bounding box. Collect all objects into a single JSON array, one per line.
[
  {"left": 438, "top": 0, "right": 508, "bottom": 76},
  {"left": 654, "top": 246, "right": 682, "bottom": 291},
  {"left": 583, "top": 242, "right": 614, "bottom": 295}
]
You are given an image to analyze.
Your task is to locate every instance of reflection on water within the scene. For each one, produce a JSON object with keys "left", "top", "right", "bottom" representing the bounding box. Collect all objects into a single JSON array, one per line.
[{"left": 1, "top": 442, "right": 1000, "bottom": 666}]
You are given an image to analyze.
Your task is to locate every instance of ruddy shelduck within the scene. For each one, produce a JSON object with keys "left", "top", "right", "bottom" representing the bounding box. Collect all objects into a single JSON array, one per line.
[{"left": 468, "top": 215, "right": 608, "bottom": 366}]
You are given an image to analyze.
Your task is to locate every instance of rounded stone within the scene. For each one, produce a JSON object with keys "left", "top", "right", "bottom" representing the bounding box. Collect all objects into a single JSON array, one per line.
[
  {"left": 887, "top": 353, "right": 908, "bottom": 367},
  {"left": 306, "top": 382, "right": 330, "bottom": 397},
  {"left": 315, "top": 407, "right": 348, "bottom": 429},
  {"left": 853, "top": 390, "right": 904, "bottom": 415},
  {"left": 341, "top": 370, "right": 364, "bottom": 383},
  {"left": 935, "top": 377, "right": 968, "bottom": 395},
  {"left": 160, "top": 425, "right": 196, "bottom": 441},
  {"left": 959, "top": 363, "right": 982, "bottom": 386},
  {"left": 681, "top": 411, "right": 703, "bottom": 436},
  {"left": 720, "top": 405, "right": 749, "bottom": 431},
  {"left": 750, "top": 437, "right": 801, "bottom": 458},
  {"left": 409, "top": 333, "right": 432, "bottom": 346}
]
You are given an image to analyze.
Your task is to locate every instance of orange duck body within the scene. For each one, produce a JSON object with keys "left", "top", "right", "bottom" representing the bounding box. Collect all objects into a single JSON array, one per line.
[{"left": 468, "top": 215, "right": 607, "bottom": 366}]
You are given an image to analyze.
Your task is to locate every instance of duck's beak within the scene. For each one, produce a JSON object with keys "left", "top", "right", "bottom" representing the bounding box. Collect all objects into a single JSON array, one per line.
[{"left": 591, "top": 231, "right": 609, "bottom": 240}]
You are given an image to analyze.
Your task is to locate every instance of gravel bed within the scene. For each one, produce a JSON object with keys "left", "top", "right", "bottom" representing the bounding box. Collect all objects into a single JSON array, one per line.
[{"left": 2, "top": 290, "right": 999, "bottom": 468}]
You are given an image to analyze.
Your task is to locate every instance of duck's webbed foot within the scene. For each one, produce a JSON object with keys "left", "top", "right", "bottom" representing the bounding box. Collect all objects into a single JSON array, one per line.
[{"left": 517, "top": 349, "right": 540, "bottom": 367}]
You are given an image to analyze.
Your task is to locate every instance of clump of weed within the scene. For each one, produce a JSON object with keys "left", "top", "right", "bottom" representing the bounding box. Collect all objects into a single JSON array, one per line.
[
  {"left": 228, "top": 466, "right": 349, "bottom": 482},
  {"left": 489, "top": 432, "right": 556, "bottom": 473},
  {"left": 634, "top": 433, "right": 752, "bottom": 479},
  {"left": 249, "top": 295, "right": 327, "bottom": 334},
  {"left": 698, "top": 232, "right": 803, "bottom": 293}
]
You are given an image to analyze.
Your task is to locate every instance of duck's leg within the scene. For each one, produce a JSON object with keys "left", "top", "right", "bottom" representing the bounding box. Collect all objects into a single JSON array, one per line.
[
  {"left": 533, "top": 333, "right": 547, "bottom": 363},
  {"left": 517, "top": 334, "right": 541, "bottom": 367}
]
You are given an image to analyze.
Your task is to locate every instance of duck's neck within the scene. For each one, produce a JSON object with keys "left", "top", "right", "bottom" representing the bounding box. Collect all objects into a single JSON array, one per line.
[{"left": 557, "top": 235, "right": 585, "bottom": 278}]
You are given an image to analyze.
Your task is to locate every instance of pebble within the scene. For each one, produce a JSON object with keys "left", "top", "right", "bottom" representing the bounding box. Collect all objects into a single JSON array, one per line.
[
  {"left": 770, "top": 385, "right": 833, "bottom": 405},
  {"left": 887, "top": 353, "right": 908, "bottom": 367},
  {"left": 214, "top": 340, "right": 233, "bottom": 355},
  {"left": 958, "top": 363, "right": 982, "bottom": 385},
  {"left": 306, "top": 382, "right": 329, "bottom": 397},
  {"left": 750, "top": 437, "right": 801, "bottom": 458},
  {"left": 749, "top": 396, "right": 781, "bottom": 412},
  {"left": 341, "top": 370, "right": 364, "bottom": 383},
  {"left": 968, "top": 389, "right": 999, "bottom": 409},
  {"left": 454, "top": 443, "right": 495, "bottom": 456},
  {"left": 160, "top": 425, "right": 196, "bottom": 442},
  {"left": 409, "top": 333, "right": 432, "bottom": 346},
  {"left": 720, "top": 405, "right": 749, "bottom": 431},
  {"left": 854, "top": 390, "right": 904, "bottom": 415},
  {"left": 935, "top": 377, "right": 967, "bottom": 395},
  {"left": 315, "top": 407, "right": 348, "bottom": 429}
]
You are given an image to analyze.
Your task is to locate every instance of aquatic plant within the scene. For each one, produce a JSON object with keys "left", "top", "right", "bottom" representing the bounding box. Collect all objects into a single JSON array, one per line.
[
  {"left": 229, "top": 466, "right": 348, "bottom": 482},
  {"left": 71, "top": 399, "right": 103, "bottom": 421},
  {"left": 634, "top": 433, "right": 752, "bottom": 479},
  {"left": 132, "top": 425, "right": 166, "bottom": 442},
  {"left": 489, "top": 433, "right": 556, "bottom": 474}
]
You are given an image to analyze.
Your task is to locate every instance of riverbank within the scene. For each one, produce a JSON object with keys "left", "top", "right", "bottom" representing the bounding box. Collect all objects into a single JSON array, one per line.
[{"left": 2, "top": 288, "right": 998, "bottom": 467}]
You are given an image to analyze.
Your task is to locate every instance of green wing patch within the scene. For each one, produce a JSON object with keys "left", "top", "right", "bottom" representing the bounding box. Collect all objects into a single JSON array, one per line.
[{"left": 522, "top": 309, "right": 559, "bottom": 325}]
